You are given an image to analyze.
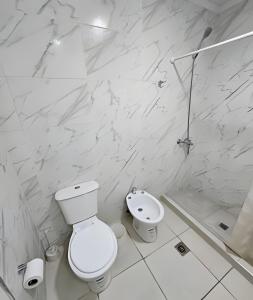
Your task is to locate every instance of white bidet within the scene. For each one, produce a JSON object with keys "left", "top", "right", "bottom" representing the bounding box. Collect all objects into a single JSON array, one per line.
[{"left": 126, "top": 189, "right": 164, "bottom": 242}]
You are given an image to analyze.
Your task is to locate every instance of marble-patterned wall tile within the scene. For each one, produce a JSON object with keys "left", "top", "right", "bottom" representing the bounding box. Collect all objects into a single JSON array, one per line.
[
  {"left": 0, "top": 143, "right": 45, "bottom": 300},
  {"left": 0, "top": 1, "right": 86, "bottom": 78},
  {"left": 81, "top": 21, "right": 142, "bottom": 80},
  {"left": 8, "top": 78, "right": 90, "bottom": 161},
  {"left": 0, "top": 74, "right": 69, "bottom": 247},
  {"left": 172, "top": 0, "right": 253, "bottom": 209},
  {"left": 2, "top": 0, "right": 252, "bottom": 282},
  {"left": 0, "top": 0, "right": 218, "bottom": 241},
  {"left": 28, "top": 78, "right": 186, "bottom": 222},
  {"left": 139, "top": 0, "right": 216, "bottom": 83},
  {"left": 60, "top": 0, "right": 142, "bottom": 33}
]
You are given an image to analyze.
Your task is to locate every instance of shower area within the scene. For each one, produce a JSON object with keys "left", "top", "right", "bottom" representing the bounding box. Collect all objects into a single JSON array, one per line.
[{"left": 166, "top": 0, "right": 253, "bottom": 253}]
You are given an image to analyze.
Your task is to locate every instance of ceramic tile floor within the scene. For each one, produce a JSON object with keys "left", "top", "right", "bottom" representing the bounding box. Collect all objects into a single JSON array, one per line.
[{"left": 46, "top": 202, "right": 253, "bottom": 300}]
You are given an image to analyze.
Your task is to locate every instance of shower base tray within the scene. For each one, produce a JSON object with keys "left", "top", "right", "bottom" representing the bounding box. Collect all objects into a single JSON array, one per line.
[{"left": 161, "top": 194, "right": 253, "bottom": 284}]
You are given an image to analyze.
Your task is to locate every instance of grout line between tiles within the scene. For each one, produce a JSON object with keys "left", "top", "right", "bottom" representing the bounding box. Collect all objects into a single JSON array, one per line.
[
  {"left": 201, "top": 267, "right": 235, "bottom": 299},
  {"left": 112, "top": 257, "right": 143, "bottom": 279},
  {"left": 218, "top": 267, "right": 234, "bottom": 282},
  {"left": 180, "top": 237, "right": 231, "bottom": 282},
  {"left": 124, "top": 212, "right": 189, "bottom": 260},
  {"left": 143, "top": 259, "right": 168, "bottom": 300},
  {"left": 122, "top": 211, "right": 239, "bottom": 300},
  {"left": 176, "top": 226, "right": 235, "bottom": 283},
  {"left": 201, "top": 280, "right": 220, "bottom": 300},
  {"left": 123, "top": 216, "right": 177, "bottom": 259},
  {"left": 174, "top": 226, "right": 190, "bottom": 237},
  {"left": 219, "top": 269, "right": 238, "bottom": 300},
  {"left": 143, "top": 235, "right": 178, "bottom": 259}
]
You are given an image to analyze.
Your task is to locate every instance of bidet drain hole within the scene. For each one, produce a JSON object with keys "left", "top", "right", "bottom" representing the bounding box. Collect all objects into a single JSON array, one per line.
[
  {"left": 146, "top": 217, "right": 150, "bottom": 220},
  {"left": 128, "top": 196, "right": 131, "bottom": 199},
  {"left": 138, "top": 208, "right": 143, "bottom": 212}
]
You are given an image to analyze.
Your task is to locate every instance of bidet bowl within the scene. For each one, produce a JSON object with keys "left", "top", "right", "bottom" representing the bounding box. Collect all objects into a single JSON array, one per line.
[{"left": 126, "top": 190, "right": 164, "bottom": 242}]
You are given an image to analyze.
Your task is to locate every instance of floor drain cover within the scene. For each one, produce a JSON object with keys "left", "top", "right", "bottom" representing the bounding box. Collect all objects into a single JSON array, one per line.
[
  {"left": 219, "top": 222, "right": 229, "bottom": 230},
  {"left": 175, "top": 241, "right": 190, "bottom": 256}
]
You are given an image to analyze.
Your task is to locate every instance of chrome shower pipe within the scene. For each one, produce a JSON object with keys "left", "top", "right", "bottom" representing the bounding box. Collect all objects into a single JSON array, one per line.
[
  {"left": 177, "top": 27, "right": 213, "bottom": 155},
  {"left": 170, "top": 31, "right": 253, "bottom": 64}
]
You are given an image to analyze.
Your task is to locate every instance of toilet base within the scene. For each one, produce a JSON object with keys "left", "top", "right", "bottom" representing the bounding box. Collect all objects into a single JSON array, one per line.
[
  {"left": 88, "top": 270, "right": 112, "bottom": 293},
  {"left": 133, "top": 218, "right": 157, "bottom": 243}
]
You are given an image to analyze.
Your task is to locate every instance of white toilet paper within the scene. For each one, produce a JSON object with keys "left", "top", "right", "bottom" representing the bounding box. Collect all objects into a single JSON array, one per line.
[{"left": 23, "top": 258, "right": 44, "bottom": 290}]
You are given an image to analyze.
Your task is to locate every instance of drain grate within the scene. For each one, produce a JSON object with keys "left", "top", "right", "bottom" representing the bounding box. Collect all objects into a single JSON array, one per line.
[
  {"left": 219, "top": 222, "right": 229, "bottom": 231},
  {"left": 175, "top": 241, "right": 190, "bottom": 256}
]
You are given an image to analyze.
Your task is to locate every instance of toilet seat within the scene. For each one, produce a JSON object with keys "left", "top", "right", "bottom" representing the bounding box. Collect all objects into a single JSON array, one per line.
[{"left": 68, "top": 217, "right": 117, "bottom": 280}]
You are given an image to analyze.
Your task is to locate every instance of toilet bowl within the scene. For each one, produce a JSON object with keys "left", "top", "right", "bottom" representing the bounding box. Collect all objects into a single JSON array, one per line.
[
  {"left": 55, "top": 181, "right": 118, "bottom": 293},
  {"left": 68, "top": 216, "right": 117, "bottom": 293},
  {"left": 126, "top": 190, "right": 164, "bottom": 242}
]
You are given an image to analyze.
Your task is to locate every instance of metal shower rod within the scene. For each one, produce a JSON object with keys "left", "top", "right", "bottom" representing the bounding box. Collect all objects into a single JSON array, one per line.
[{"left": 170, "top": 30, "right": 253, "bottom": 64}]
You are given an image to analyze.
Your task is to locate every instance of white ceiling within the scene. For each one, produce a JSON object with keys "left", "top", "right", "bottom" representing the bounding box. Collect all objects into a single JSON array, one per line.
[{"left": 189, "top": 0, "right": 244, "bottom": 13}]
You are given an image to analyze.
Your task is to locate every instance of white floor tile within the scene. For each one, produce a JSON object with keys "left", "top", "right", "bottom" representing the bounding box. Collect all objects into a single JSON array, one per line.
[
  {"left": 100, "top": 260, "right": 166, "bottom": 300},
  {"left": 222, "top": 269, "right": 253, "bottom": 300},
  {"left": 145, "top": 238, "right": 217, "bottom": 300},
  {"left": 46, "top": 245, "right": 94, "bottom": 300},
  {"left": 180, "top": 229, "right": 231, "bottom": 279},
  {"left": 123, "top": 214, "right": 176, "bottom": 257},
  {"left": 111, "top": 230, "right": 142, "bottom": 277},
  {"left": 204, "top": 284, "right": 235, "bottom": 300},
  {"left": 162, "top": 202, "right": 189, "bottom": 235}
]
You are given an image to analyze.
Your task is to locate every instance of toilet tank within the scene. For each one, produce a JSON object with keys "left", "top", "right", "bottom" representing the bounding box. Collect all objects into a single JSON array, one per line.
[{"left": 55, "top": 181, "right": 99, "bottom": 224}]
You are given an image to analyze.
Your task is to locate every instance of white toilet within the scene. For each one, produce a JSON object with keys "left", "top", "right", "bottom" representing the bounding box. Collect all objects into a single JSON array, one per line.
[{"left": 55, "top": 181, "right": 118, "bottom": 293}]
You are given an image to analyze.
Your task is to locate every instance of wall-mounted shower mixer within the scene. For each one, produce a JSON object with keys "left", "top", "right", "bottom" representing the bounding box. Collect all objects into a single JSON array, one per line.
[{"left": 177, "top": 138, "right": 193, "bottom": 154}]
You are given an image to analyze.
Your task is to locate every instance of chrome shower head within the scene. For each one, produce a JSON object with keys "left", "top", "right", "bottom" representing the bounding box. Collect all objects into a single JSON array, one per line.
[{"left": 202, "top": 27, "right": 213, "bottom": 40}]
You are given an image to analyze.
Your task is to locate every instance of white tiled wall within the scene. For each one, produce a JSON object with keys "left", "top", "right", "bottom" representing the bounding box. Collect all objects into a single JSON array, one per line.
[
  {"left": 0, "top": 140, "right": 45, "bottom": 299},
  {"left": 0, "top": 0, "right": 218, "bottom": 246},
  {"left": 0, "top": 0, "right": 252, "bottom": 268}
]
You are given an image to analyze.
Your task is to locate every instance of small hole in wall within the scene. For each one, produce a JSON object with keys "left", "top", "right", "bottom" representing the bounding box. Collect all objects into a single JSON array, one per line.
[
  {"left": 74, "top": 186, "right": 80, "bottom": 189},
  {"left": 128, "top": 196, "right": 131, "bottom": 199}
]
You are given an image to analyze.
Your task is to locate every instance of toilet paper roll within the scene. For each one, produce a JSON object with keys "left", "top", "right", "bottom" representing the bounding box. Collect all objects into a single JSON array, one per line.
[{"left": 23, "top": 258, "right": 44, "bottom": 290}]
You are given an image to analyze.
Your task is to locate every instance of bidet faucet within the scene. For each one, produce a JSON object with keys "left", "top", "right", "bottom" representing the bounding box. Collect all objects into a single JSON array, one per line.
[{"left": 131, "top": 187, "right": 137, "bottom": 194}]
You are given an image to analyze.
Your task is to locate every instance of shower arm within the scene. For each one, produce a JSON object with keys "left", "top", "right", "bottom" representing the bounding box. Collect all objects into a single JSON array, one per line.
[{"left": 170, "top": 31, "right": 253, "bottom": 64}]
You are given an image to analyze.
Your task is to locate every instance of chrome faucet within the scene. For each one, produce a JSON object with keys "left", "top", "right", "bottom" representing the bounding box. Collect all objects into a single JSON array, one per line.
[
  {"left": 177, "top": 138, "right": 193, "bottom": 155},
  {"left": 131, "top": 187, "right": 137, "bottom": 194}
]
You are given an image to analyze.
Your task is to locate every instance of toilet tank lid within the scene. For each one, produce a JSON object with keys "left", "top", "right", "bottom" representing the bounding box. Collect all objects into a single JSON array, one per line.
[{"left": 55, "top": 181, "right": 99, "bottom": 201}]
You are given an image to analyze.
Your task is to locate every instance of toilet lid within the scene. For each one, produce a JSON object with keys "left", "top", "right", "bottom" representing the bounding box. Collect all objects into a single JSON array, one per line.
[{"left": 70, "top": 222, "right": 116, "bottom": 274}]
